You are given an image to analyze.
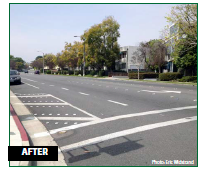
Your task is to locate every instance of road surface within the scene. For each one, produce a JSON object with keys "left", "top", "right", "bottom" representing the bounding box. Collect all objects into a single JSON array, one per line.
[{"left": 10, "top": 71, "right": 197, "bottom": 166}]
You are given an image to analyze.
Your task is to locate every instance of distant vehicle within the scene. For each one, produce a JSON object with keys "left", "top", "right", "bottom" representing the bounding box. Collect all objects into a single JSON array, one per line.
[
  {"left": 10, "top": 70, "right": 21, "bottom": 84},
  {"left": 24, "top": 70, "right": 28, "bottom": 73},
  {"left": 34, "top": 70, "right": 40, "bottom": 74}
]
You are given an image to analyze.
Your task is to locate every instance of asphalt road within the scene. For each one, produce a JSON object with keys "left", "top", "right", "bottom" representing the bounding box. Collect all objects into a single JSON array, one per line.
[{"left": 10, "top": 71, "right": 197, "bottom": 166}]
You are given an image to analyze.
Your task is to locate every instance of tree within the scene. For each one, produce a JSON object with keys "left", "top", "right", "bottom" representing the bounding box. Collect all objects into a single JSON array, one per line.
[
  {"left": 101, "top": 16, "right": 121, "bottom": 71},
  {"left": 165, "top": 4, "right": 197, "bottom": 48},
  {"left": 148, "top": 40, "right": 167, "bottom": 73},
  {"left": 10, "top": 55, "right": 16, "bottom": 69},
  {"left": 54, "top": 53, "right": 67, "bottom": 72},
  {"left": 132, "top": 42, "right": 151, "bottom": 69},
  {"left": 173, "top": 37, "right": 197, "bottom": 75},
  {"left": 35, "top": 56, "right": 43, "bottom": 60},
  {"left": 15, "top": 62, "right": 24, "bottom": 71},
  {"left": 10, "top": 55, "right": 26, "bottom": 70},
  {"left": 164, "top": 4, "right": 197, "bottom": 75},
  {"left": 84, "top": 16, "right": 120, "bottom": 71},
  {"left": 31, "top": 58, "right": 43, "bottom": 70},
  {"left": 44, "top": 53, "right": 56, "bottom": 70}
]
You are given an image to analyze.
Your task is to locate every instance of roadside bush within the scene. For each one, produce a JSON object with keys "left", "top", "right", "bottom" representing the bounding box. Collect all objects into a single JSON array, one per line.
[
  {"left": 178, "top": 76, "right": 197, "bottom": 82},
  {"left": 128, "top": 73, "right": 159, "bottom": 79},
  {"left": 90, "top": 70, "right": 96, "bottom": 76},
  {"left": 46, "top": 70, "right": 51, "bottom": 74},
  {"left": 98, "top": 70, "right": 104, "bottom": 77},
  {"left": 159, "top": 72, "right": 183, "bottom": 81},
  {"left": 62, "top": 70, "right": 68, "bottom": 75},
  {"left": 68, "top": 70, "right": 74, "bottom": 75},
  {"left": 74, "top": 70, "right": 82, "bottom": 75}
]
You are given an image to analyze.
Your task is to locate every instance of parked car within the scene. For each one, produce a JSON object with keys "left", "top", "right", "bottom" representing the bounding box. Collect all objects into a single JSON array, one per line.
[
  {"left": 24, "top": 70, "right": 28, "bottom": 73},
  {"left": 34, "top": 70, "right": 40, "bottom": 74},
  {"left": 10, "top": 70, "right": 21, "bottom": 84}
]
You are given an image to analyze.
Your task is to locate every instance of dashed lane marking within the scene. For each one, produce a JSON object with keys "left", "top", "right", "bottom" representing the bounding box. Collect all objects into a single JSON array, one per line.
[
  {"left": 21, "top": 78, "right": 37, "bottom": 82},
  {"left": 79, "top": 92, "right": 90, "bottom": 96},
  {"left": 23, "top": 82, "right": 39, "bottom": 89},
  {"left": 107, "top": 100, "right": 128, "bottom": 106},
  {"left": 62, "top": 88, "right": 69, "bottom": 90}
]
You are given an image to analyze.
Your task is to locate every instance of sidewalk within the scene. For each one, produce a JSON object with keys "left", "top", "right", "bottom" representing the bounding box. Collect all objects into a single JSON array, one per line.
[{"left": 10, "top": 104, "right": 30, "bottom": 166}]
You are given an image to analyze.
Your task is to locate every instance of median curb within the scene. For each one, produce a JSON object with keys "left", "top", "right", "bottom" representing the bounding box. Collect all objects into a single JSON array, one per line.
[{"left": 10, "top": 104, "right": 31, "bottom": 166}]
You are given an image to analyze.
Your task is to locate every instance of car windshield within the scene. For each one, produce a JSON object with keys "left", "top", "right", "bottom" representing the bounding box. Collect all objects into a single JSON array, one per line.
[{"left": 10, "top": 71, "right": 18, "bottom": 75}]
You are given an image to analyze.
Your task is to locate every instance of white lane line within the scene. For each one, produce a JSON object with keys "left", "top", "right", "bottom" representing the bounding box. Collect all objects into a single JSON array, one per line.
[
  {"left": 59, "top": 116, "right": 197, "bottom": 152},
  {"left": 107, "top": 100, "right": 128, "bottom": 106},
  {"left": 51, "top": 95, "right": 100, "bottom": 120},
  {"left": 79, "top": 92, "right": 90, "bottom": 96},
  {"left": 41, "top": 83, "right": 45, "bottom": 84},
  {"left": 62, "top": 88, "right": 69, "bottom": 91},
  {"left": 49, "top": 85, "right": 54, "bottom": 86},
  {"left": 141, "top": 90, "right": 181, "bottom": 94},
  {"left": 22, "top": 78, "right": 37, "bottom": 82},
  {"left": 46, "top": 105, "right": 197, "bottom": 136},
  {"left": 37, "top": 117, "right": 95, "bottom": 121},
  {"left": 24, "top": 82, "right": 39, "bottom": 89}
]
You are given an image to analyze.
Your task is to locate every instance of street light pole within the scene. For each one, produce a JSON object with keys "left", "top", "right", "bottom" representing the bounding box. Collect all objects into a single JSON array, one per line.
[
  {"left": 37, "top": 51, "right": 44, "bottom": 74},
  {"left": 74, "top": 36, "right": 85, "bottom": 76}
]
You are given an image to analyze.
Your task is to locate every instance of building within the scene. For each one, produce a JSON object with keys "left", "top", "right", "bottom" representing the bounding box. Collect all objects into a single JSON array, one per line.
[
  {"left": 163, "top": 24, "right": 179, "bottom": 73},
  {"left": 115, "top": 46, "right": 145, "bottom": 72}
]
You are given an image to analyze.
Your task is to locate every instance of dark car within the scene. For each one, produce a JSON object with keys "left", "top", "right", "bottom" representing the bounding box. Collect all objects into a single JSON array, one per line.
[
  {"left": 24, "top": 70, "right": 28, "bottom": 73},
  {"left": 34, "top": 70, "right": 40, "bottom": 74},
  {"left": 10, "top": 70, "right": 21, "bottom": 84}
]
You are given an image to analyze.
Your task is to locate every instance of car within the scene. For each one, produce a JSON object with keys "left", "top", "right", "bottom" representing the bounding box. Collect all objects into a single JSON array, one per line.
[
  {"left": 24, "top": 70, "right": 28, "bottom": 73},
  {"left": 34, "top": 70, "right": 40, "bottom": 74},
  {"left": 10, "top": 70, "right": 21, "bottom": 84}
]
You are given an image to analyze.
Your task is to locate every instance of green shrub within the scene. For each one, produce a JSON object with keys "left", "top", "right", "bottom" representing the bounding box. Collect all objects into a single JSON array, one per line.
[
  {"left": 68, "top": 70, "right": 74, "bottom": 75},
  {"left": 90, "top": 70, "right": 96, "bottom": 76},
  {"left": 159, "top": 72, "right": 183, "bottom": 81},
  {"left": 128, "top": 73, "right": 159, "bottom": 79},
  {"left": 178, "top": 76, "right": 197, "bottom": 82},
  {"left": 46, "top": 70, "right": 51, "bottom": 74},
  {"left": 62, "top": 70, "right": 68, "bottom": 75},
  {"left": 98, "top": 70, "right": 104, "bottom": 77}
]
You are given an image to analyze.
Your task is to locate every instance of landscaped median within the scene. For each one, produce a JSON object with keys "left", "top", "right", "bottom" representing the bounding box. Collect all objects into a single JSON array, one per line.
[{"left": 128, "top": 72, "right": 197, "bottom": 85}]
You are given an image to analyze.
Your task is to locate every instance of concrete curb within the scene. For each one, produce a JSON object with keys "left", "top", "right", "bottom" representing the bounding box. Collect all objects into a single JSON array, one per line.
[
  {"left": 10, "top": 104, "right": 31, "bottom": 166},
  {"left": 10, "top": 90, "right": 67, "bottom": 166}
]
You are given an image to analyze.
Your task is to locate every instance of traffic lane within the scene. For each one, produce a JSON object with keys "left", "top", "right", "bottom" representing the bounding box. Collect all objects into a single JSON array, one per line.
[
  {"left": 19, "top": 74, "right": 197, "bottom": 119},
  {"left": 20, "top": 73, "right": 197, "bottom": 106},
  {"left": 55, "top": 108, "right": 196, "bottom": 147},
  {"left": 20, "top": 73, "right": 197, "bottom": 95},
  {"left": 10, "top": 82, "right": 41, "bottom": 95},
  {"left": 62, "top": 120, "right": 197, "bottom": 166}
]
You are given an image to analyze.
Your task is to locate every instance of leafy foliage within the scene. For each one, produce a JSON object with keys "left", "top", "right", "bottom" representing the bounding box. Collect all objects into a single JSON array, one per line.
[{"left": 159, "top": 72, "right": 183, "bottom": 81}]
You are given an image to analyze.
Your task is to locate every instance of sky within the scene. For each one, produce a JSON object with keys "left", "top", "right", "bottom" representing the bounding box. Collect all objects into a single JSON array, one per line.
[{"left": 10, "top": 4, "right": 175, "bottom": 62}]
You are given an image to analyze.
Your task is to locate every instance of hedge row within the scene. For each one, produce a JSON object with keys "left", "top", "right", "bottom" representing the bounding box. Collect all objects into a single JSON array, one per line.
[
  {"left": 129, "top": 72, "right": 184, "bottom": 81},
  {"left": 128, "top": 73, "right": 159, "bottom": 79},
  {"left": 178, "top": 76, "right": 197, "bottom": 82},
  {"left": 46, "top": 70, "right": 108, "bottom": 77},
  {"left": 159, "top": 73, "right": 183, "bottom": 81}
]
